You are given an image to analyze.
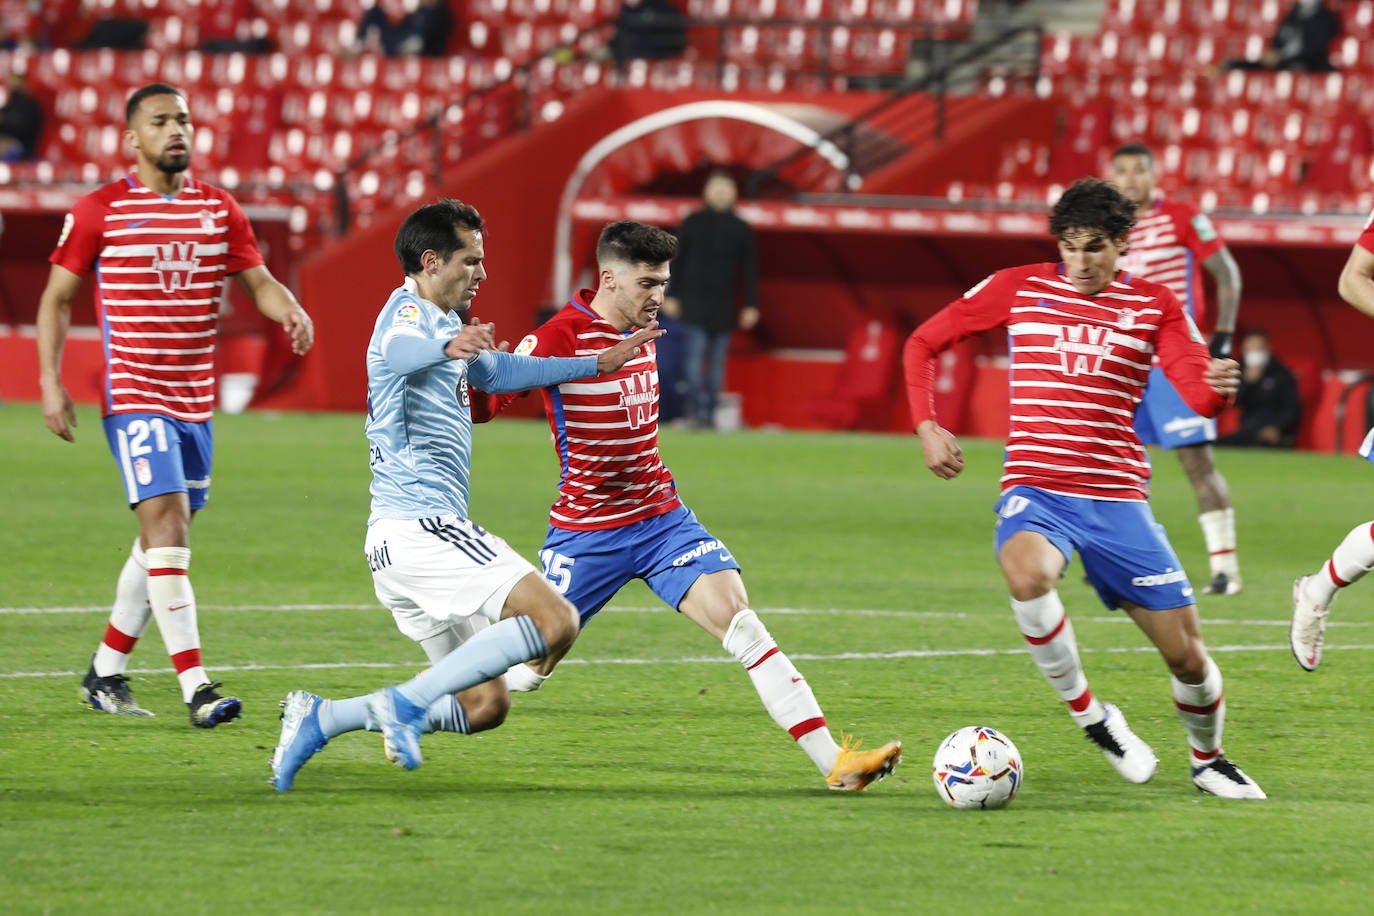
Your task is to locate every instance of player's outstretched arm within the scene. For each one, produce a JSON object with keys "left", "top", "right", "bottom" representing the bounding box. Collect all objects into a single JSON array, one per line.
[
  {"left": 596, "top": 322, "right": 664, "bottom": 374},
  {"left": 235, "top": 265, "right": 314, "bottom": 355},
  {"left": 917, "top": 420, "right": 965, "bottom": 480},
  {"left": 36, "top": 263, "right": 83, "bottom": 442},
  {"left": 1338, "top": 244, "right": 1374, "bottom": 318}
]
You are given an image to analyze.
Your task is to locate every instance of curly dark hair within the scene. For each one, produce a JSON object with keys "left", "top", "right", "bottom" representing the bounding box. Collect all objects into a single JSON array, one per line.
[
  {"left": 1048, "top": 178, "right": 1137, "bottom": 241},
  {"left": 596, "top": 220, "right": 678, "bottom": 267}
]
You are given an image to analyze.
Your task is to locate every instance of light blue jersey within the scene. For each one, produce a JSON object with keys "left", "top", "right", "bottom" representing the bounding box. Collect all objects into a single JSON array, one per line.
[{"left": 366, "top": 277, "right": 598, "bottom": 524}]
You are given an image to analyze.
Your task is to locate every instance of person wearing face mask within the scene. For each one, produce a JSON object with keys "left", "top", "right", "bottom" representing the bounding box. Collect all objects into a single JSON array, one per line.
[{"left": 1219, "top": 329, "right": 1302, "bottom": 448}]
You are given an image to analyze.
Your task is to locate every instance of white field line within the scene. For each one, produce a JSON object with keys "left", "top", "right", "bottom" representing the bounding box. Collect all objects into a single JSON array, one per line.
[
  {"left": 2, "top": 600, "right": 1371, "bottom": 679},
  {"left": 2, "top": 602, "right": 1370, "bottom": 631}
]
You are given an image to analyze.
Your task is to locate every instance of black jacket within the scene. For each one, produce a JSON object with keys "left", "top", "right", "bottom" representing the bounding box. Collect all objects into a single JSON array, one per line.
[{"left": 670, "top": 207, "right": 759, "bottom": 334}]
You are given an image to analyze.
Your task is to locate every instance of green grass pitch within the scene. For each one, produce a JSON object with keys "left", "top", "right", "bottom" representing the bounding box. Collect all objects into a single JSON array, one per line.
[{"left": 1, "top": 402, "right": 1370, "bottom": 913}]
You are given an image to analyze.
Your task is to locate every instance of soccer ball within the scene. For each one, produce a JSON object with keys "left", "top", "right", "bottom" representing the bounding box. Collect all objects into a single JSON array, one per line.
[{"left": 932, "top": 725, "right": 1024, "bottom": 810}]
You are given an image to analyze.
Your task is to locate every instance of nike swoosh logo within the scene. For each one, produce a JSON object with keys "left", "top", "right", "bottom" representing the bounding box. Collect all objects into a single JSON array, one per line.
[
  {"left": 717, "top": 551, "right": 734, "bottom": 562},
  {"left": 168, "top": 602, "right": 191, "bottom": 613},
  {"left": 791, "top": 676, "right": 806, "bottom": 683},
  {"left": 1181, "top": 588, "right": 1194, "bottom": 598},
  {"left": 127, "top": 219, "right": 151, "bottom": 228}
]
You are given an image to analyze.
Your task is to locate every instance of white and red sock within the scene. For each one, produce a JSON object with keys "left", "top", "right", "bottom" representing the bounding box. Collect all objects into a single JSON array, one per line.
[
  {"left": 1306, "top": 521, "right": 1374, "bottom": 606},
  {"left": 145, "top": 546, "right": 208, "bottom": 702},
  {"left": 1012, "top": 591, "right": 1104, "bottom": 727},
  {"left": 1199, "top": 508, "right": 1239, "bottom": 579},
  {"left": 1173, "top": 656, "right": 1225, "bottom": 766},
  {"left": 92, "top": 539, "right": 153, "bottom": 678},
  {"left": 723, "top": 609, "right": 840, "bottom": 775}
]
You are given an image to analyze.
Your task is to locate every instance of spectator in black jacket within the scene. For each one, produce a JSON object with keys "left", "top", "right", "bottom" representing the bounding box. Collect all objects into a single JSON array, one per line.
[
  {"left": 0, "top": 72, "right": 43, "bottom": 162},
  {"left": 663, "top": 172, "right": 759, "bottom": 430},
  {"left": 1219, "top": 329, "right": 1302, "bottom": 447},
  {"left": 1221, "top": 0, "right": 1340, "bottom": 72},
  {"left": 610, "top": 0, "right": 686, "bottom": 67}
]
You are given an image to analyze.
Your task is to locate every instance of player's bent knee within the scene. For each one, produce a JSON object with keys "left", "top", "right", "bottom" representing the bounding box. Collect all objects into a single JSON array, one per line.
[{"left": 533, "top": 595, "right": 579, "bottom": 652}]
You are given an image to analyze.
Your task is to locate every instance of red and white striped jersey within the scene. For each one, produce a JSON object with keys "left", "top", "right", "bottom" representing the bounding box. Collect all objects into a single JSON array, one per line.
[
  {"left": 488, "top": 290, "right": 681, "bottom": 531},
  {"left": 49, "top": 173, "right": 264, "bottom": 421},
  {"left": 904, "top": 263, "right": 1226, "bottom": 502},
  {"left": 1117, "top": 193, "right": 1225, "bottom": 328},
  {"left": 1356, "top": 207, "right": 1374, "bottom": 255}
]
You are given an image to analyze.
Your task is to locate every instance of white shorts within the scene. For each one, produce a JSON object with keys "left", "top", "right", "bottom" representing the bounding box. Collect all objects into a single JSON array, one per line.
[{"left": 365, "top": 515, "right": 536, "bottom": 643}]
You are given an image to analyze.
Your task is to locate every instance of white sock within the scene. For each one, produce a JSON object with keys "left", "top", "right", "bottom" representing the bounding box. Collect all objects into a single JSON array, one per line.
[
  {"left": 1199, "top": 508, "right": 1239, "bottom": 578},
  {"left": 145, "top": 546, "right": 208, "bottom": 702},
  {"left": 1172, "top": 656, "right": 1225, "bottom": 766},
  {"left": 1012, "top": 591, "right": 1103, "bottom": 727},
  {"left": 722, "top": 609, "right": 839, "bottom": 775},
  {"left": 1307, "top": 521, "right": 1374, "bottom": 605},
  {"left": 503, "top": 663, "right": 549, "bottom": 692},
  {"left": 93, "top": 539, "right": 153, "bottom": 677}
]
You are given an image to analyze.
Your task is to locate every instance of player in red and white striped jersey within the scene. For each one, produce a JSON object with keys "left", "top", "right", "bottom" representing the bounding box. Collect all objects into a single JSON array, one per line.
[
  {"left": 1111, "top": 143, "right": 1245, "bottom": 597},
  {"left": 1290, "top": 207, "right": 1374, "bottom": 670},
  {"left": 906, "top": 179, "right": 1264, "bottom": 798},
  {"left": 36, "top": 83, "right": 314, "bottom": 727},
  {"left": 470, "top": 220, "right": 901, "bottom": 791}
]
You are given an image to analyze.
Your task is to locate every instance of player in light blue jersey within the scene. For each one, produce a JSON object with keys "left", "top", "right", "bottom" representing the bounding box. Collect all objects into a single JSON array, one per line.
[{"left": 271, "top": 199, "right": 660, "bottom": 790}]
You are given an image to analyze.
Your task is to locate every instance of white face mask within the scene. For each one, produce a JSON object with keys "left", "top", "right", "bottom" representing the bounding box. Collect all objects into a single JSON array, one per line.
[{"left": 1244, "top": 350, "right": 1270, "bottom": 369}]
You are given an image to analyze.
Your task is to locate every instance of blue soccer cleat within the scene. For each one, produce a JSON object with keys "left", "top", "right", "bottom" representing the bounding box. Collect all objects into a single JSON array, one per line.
[
  {"left": 271, "top": 690, "right": 328, "bottom": 792},
  {"left": 366, "top": 686, "right": 425, "bottom": 771}
]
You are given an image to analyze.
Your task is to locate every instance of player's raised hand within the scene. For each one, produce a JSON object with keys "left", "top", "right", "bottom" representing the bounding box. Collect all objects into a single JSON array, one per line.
[
  {"left": 917, "top": 420, "right": 965, "bottom": 480},
  {"left": 597, "top": 321, "right": 665, "bottom": 374},
  {"left": 445, "top": 316, "right": 497, "bottom": 360},
  {"left": 41, "top": 380, "right": 77, "bottom": 442},
  {"left": 1205, "top": 357, "right": 1240, "bottom": 398}
]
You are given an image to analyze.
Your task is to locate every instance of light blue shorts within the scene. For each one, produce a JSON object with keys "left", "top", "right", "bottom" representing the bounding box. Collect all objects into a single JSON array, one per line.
[
  {"left": 993, "top": 486, "right": 1194, "bottom": 611},
  {"left": 102, "top": 412, "right": 213, "bottom": 509},
  {"left": 540, "top": 505, "right": 741, "bottom": 626}
]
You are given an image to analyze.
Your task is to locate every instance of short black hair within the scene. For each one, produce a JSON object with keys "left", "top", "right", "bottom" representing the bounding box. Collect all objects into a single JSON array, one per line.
[
  {"left": 394, "top": 198, "right": 486, "bottom": 275},
  {"left": 126, "top": 83, "right": 185, "bottom": 125},
  {"left": 1111, "top": 142, "right": 1154, "bottom": 165},
  {"left": 596, "top": 220, "right": 678, "bottom": 268},
  {"left": 1049, "top": 178, "right": 1138, "bottom": 241}
]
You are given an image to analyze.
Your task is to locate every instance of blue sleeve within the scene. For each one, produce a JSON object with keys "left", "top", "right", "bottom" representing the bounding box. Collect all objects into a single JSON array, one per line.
[
  {"left": 383, "top": 333, "right": 449, "bottom": 376},
  {"left": 467, "top": 349, "right": 598, "bottom": 393}
]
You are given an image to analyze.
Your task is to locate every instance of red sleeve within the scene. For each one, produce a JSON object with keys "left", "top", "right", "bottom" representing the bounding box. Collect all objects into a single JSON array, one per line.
[
  {"left": 1175, "top": 202, "right": 1225, "bottom": 263},
  {"left": 1155, "top": 288, "right": 1228, "bottom": 417},
  {"left": 49, "top": 194, "right": 108, "bottom": 276},
  {"left": 1357, "top": 208, "right": 1374, "bottom": 255},
  {"left": 903, "top": 270, "right": 1015, "bottom": 431},
  {"left": 222, "top": 191, "right": 266, "bottom": 274},
  {"left": 470, "top": 318, "right": 573, "bottom": 422}
]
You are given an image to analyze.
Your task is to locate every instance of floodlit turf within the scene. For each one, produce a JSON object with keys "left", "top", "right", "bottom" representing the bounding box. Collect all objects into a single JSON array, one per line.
[{"left": 2, "top": 402, "right": 1371, "bottom": 913}]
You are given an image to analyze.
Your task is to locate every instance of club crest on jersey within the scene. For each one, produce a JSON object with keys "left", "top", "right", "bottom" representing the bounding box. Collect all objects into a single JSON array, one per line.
[
  {"left": 152, "top": 242, "right": 200, "bottom": 292},
  {"left": 618, "top": 370, "right": 655, "bottom": 429},
  {"left": 198, "top": 209, "right": 217, "bottom": 232},
  {"left": 134, "top": 457, "right": 152, "bottom": 486},
  {"left": 1056, "top": 324, "right": 1113, "bottom": 376},
  {"left": 1118, "top": 308, "right": 1137, "bottom": 329}
]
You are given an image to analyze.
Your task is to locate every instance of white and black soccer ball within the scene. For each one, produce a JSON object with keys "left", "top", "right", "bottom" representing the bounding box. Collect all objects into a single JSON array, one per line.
[{"left": 932, "top": 725, "right": 1023, "bottom": 810}]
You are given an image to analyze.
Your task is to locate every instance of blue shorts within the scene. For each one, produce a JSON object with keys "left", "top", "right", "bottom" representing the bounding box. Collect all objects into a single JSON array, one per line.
[
  {"left": 539, "top": 505, "right": 742, "bottom": 626},
  {"left": 1133, "top": 366, "right": 1216, "bottom": 449},
  {"left": 993, "top": 486, "right": 1194, "bottom": 611},
  {"left": 102, "top": 413, "right": 213, "bottom": 510}
]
